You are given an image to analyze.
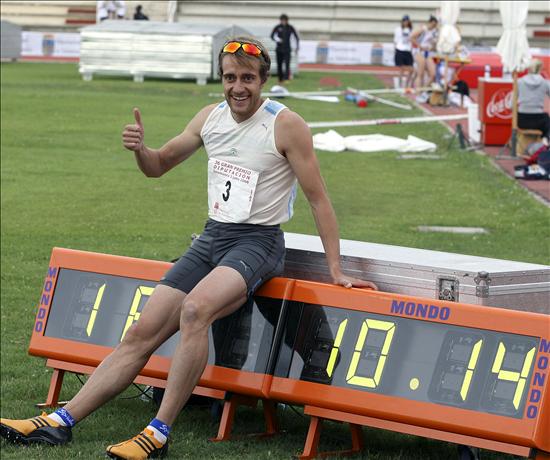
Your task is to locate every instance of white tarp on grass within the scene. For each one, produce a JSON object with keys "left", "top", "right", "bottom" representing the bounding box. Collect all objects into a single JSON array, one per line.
[{"left": 312, "top": 131, "right": 437, "bottom": 153}]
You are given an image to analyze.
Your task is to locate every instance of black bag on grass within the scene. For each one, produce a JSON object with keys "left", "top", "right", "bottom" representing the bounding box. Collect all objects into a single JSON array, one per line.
[{"left": 514, "top": 148, "right": 550, "bottom": 180}]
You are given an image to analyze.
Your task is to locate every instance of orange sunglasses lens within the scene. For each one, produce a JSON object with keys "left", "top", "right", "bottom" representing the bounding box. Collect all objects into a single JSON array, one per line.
[
  {"left": 241, "top": 43, "right": 262, "bottom": 56},
  {"left": 223, "top": 42, "right": 241, "bottom": 53},
  {"left": 223, "top": 42, "right": 262, "bottom": 56}
]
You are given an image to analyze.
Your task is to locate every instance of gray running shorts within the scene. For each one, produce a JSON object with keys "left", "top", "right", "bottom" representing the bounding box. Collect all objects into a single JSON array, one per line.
[{"left": 159, "top": 219, "right": 285, "bottom": 297}]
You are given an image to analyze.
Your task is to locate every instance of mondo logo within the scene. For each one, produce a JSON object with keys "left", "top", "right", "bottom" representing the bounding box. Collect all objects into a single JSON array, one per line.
[
  {"left": 34, "top": 266, "right": 58, "bottom": 333},
  {"left": 486, "top": 89, "right": 513, "bottom": 119}
]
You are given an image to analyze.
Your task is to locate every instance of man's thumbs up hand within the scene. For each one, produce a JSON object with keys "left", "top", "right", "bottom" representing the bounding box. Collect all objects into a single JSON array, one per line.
[
  {"left": 122, "top": 107, "right": 145, "bottom": 153},
  {"left": 134, "top": 107, "right": 143, "bottom": 132}
]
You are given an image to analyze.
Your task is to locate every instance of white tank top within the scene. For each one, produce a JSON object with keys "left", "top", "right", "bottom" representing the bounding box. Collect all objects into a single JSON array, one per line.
[
  {"left": 201, "top": 98, "right": 298, "bottom": 225},
  {"left": 418, "top": 26, "right": 438, "bottom": 51}
]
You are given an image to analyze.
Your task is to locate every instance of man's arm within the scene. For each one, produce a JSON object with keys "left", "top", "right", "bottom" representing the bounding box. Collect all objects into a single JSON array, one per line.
[
  {"left": 410, "top": 27, "right": 422, "bottom": 48},
  {"left": 290, "top": 25, "right": 300, "bottom": 50},
  {"left": 271, "top": 25, "right": 281, "bottom": 43},
  {"left": 122, "top": 104, "right": 215, "bottom": 178},
  {"left": 275, "top": 110, "right": 377, "bottom": 290}
]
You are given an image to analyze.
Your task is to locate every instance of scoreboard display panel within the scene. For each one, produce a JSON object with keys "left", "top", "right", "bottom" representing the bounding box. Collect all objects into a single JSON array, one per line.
[{"left": 276, "top": 303, "right": 538, "bottom": 418}]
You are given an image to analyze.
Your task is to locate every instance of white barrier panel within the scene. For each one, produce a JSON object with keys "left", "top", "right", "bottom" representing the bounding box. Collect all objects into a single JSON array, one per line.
[
  {"left": 19, "top": 33, "right": 549, "bottom": 65},
  {"left": 22, "top": 31, "right": 80, "bottom": 58},
  {"left": 299, "top": 40, "right": 395, "bottom": 66}
]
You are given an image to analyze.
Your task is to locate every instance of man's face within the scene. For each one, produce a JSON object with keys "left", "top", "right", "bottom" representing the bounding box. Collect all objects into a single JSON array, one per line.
[{"left": 221, "top": 54, "right": 265, "bottom": 123}]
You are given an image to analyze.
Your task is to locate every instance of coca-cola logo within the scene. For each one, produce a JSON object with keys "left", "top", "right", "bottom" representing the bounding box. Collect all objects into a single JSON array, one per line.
[{"left": 486, "top": 89, "right": 513, "bottom": 119}]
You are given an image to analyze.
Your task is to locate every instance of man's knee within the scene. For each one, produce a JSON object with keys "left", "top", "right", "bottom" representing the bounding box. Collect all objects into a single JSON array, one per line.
[
  {"left": 121, "top": 319, "right": 156, "bottom": 349},
  {"left": 180, "top": 296, "right": 207, "bottom": 330}
]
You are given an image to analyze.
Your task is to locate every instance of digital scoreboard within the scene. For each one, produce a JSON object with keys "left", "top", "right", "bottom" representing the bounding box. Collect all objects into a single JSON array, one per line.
[{"left": 28, "top": 248, "right": 550, "bottom": 458}]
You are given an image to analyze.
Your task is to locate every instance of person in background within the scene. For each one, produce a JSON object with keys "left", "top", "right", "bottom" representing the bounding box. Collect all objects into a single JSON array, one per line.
[
  {"left": 115, "top": 0, "right": 126, "bottom": 19},
  {"left": 133, "top": 4, "right": 149, "bottom": 20},
  {"left": 106, "top": 0, "right": 117, "bottom": 19},
  {"left": 270, "top": 14, "right": 300, "bottom": 84},
  {"left": 518, "top": 59, "right": 550, "bottom": 145},
  {"left": 411, "top": 15, "right": 439, "bottom": 97},
  {"left": 96, "top": 0, "right": 108, "bottom": 22},
  {"left": 393, "top": 15, "right": 414, "bottom": 89},
  {"left": 106, "top": 0, "right": 125, "bottom": 19}
]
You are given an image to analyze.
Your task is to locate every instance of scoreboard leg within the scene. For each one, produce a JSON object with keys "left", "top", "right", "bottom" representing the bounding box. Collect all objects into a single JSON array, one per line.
[
  {"left": 298, "top": 416, "right": 323, "bottom": 459},
  {"left": 298, "top": 409, "right": 364, "bottom": 459},
  {"left": 36, "top": 368, "right": 65, "bottom": 408},
  {"left": 210, "top": 394, "right": 279, "bottom": 442},
  {"left": 263, "top": 399, "right": 278, "bottom": 436}
]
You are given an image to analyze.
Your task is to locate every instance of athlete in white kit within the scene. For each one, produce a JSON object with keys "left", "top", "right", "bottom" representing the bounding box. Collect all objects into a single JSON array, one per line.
[
  {"left": 1, "top": 36, "right": 377, "bottom": 459},
  {"left": 411, "top": 15, "right": 439, "bottom": 92}
]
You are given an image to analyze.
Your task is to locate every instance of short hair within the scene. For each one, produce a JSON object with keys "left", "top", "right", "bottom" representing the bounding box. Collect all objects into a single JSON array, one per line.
[
  {"left": 280, "top": 14, "right": 289, "bottom": 21},
  {"left": 218, "top": 36, "right": 271, "bottom": 83},
  {"left": 529, "top": 59, "right": 543, "bottom": 74},
  {"left": 429, "top": 15, "right": 438, "bottom": 23}
]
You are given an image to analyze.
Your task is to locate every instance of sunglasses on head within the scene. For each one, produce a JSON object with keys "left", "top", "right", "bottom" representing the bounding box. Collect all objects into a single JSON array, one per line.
[{"left": 222, "top": 41, "right": 262, "bottom": 57}]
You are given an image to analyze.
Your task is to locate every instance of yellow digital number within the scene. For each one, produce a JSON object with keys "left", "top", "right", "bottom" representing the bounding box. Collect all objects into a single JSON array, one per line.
[
  {"left": 86, "top": 283, "right": 106, "bottom": 337},
  {"left": 460, "top": 339, "right": 483, "bottom": 401},
  {"left": 346, "top": 319, "right": 396, "bottom": 388},
  {"left": 120, "top": 285, "right": 154, "bottom": 341},
  {"left": 491, "top": 341, "right": 536, "bottom": 409},
  {"left": 326, "top": 319, "right": 348, "bottom": 378}
]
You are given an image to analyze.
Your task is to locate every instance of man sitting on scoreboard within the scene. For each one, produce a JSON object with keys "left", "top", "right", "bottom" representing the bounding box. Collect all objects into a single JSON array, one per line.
[{"left": 0, "top": 36, "right": 376, "bottom": 459}]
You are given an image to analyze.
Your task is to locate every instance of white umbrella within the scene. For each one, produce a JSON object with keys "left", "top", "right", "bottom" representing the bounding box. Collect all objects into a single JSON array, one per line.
[
  {"left": 496, "top": 1, "right": 531, "bottom": 156},
  {"left": 436, "top": 1, "right": 461, "bottom": 104},
  {"left": 496, "top": 1, "right": 531, "bottom": 73},
  {"left": 437, "top": 1, "right": 461, "bottom": 55},
  {"left": 167, "top": 0, "right": 178, "bottom": 23}
]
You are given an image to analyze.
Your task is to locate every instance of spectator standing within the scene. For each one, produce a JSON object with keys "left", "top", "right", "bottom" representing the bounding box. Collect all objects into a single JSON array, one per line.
[
  {"left": 115, "top": 0, "right": 126, "bottom": 19},
  {"left": 518, "top": 59, "right": 550, "bottom": 144},
  {"left": 106, "top": 0, "right": 117, "bottom": 19},
  {"left": 393, "top": 15, "right": 414, "bottom": 89},
  {"left": 411, "top": 15, "right": 439, "bottom": 95},
  {"left": 96, "top": 0, "right": 108, "bottom": 22},
  {"left": 105, "top": 1, "right": 125, "bottom": 19},
  {"left": 133, "top": 4, "right": 149, "bottom": 20},
  {"left": 270, "top": 14, "right": 300, "bottom": 84}
]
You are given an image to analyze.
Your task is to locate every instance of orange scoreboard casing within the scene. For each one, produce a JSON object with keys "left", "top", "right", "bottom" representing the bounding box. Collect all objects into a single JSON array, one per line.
[{"left": 28, "top": 248, "right": 550, "bottom": 458}]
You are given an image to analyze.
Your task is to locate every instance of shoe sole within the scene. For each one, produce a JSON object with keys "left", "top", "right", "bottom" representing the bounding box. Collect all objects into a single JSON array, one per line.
[{"left": 0, "top": 423, "right": 71, "bottom": 446}]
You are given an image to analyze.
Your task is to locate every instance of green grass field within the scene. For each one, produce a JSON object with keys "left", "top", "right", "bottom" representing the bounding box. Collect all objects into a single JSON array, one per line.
[{"left": 1, "top": 62, "right": 549, "bottom": 459}]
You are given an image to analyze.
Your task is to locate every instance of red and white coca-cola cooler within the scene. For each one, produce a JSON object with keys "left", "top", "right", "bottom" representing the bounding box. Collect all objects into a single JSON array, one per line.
[{"left": 478, "top": 78, "right": 512, "bottom": 145}]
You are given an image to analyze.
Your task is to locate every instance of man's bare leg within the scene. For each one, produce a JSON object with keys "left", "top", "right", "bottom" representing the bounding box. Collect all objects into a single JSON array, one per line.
[
  {"left": 155, "top": 266, "right": 248, "bottom": 425},
  {"left": 63, "top": 285, "right": 185, "bottom": 422}
]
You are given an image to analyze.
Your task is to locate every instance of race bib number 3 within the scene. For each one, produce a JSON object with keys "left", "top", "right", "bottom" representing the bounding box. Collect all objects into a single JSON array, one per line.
[{"left": 208, "top": 159, "right": 259, "bottom": 222}]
